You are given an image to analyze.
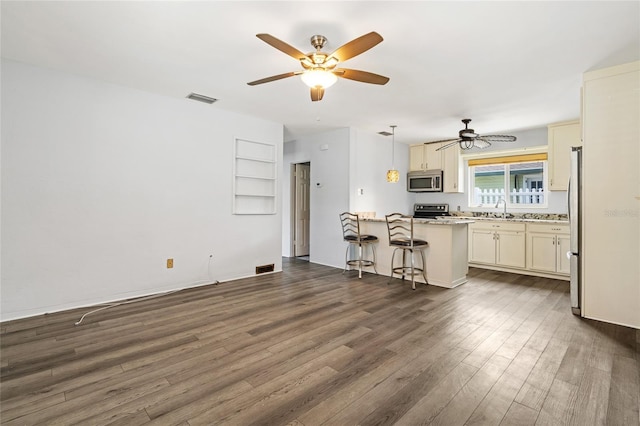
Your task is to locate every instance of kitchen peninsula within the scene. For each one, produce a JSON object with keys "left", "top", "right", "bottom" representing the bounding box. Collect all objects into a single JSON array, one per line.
[{"left": 359, "top": 216, "right": 474, "bottom": 288}]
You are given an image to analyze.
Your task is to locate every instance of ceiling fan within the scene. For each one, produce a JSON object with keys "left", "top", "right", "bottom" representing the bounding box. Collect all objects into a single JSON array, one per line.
[
  {"left": 433, "top": 119, "right": 517, "bottom": 151},
  {"left": 247, "top": 32, "right": 389, "bottom": 101}
]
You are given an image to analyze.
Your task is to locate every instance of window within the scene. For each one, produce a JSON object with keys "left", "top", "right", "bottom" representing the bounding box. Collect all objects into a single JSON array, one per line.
[{"left": 468, "top": 153, "right": 548, "bottom": 208}]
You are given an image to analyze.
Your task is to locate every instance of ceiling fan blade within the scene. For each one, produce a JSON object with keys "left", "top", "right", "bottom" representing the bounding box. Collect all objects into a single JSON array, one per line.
[
  {"left": 473, "top": 138, "right": 492, "bottom": 149},
  {"left": 247, "top": 72, "right": 298, "bottom": 86},
  {"left": 481, "top": 135, "right": 517, "bottom": 142},
  {"left": 333, "top": 68, "right": 389, "bottom": 85},
  {"left": 329, "top": 32, "right": 383, "bottom": 62},
  {"left": 310, "top": 86, "right": 324, "bottom": 102},
  {"left": 256, "top": 34, "right": 308, "bottom": 61},
  {"left": 428, "top": 138, "right": 460, "bottom": 144},
  {"left": 435, "top": 140, "right": 463, "bottom": 151}
]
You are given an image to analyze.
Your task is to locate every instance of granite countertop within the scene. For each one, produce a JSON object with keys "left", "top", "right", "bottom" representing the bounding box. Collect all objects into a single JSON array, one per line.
[
  {"left": 358, "top": 212, "right": 568, "bottom": 225},
  {"left": 457, "top": 217, "right": 569, "bottom": 224},
  {"left": 449, "top": 212, "right": 569, "bottom": 224},
  {"left": 360, "top": 217, "right": 475, "bottom": 225}
]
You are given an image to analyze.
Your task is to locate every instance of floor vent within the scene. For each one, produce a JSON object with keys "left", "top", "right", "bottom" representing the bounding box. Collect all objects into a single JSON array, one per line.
[{"left": 256, "top": 264, "right": 275, "bottom": 274}]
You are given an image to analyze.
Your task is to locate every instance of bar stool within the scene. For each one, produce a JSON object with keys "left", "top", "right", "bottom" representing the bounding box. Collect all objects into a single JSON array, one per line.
[
  {"left": 385, "top": 213, "right": 429, "bottom": 290},
  {"left": 339, "top": 212, "right": 378, "bottom": 278}
]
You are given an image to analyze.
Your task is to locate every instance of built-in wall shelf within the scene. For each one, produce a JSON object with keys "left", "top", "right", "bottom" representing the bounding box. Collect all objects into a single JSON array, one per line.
[{"left": 233, "top": 138, "right": 277, "bottom": 214}]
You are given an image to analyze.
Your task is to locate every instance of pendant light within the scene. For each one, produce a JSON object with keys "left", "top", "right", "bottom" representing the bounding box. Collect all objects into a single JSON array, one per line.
[{"left": 386, "top": 125, "right": 399, "bottom": 183}]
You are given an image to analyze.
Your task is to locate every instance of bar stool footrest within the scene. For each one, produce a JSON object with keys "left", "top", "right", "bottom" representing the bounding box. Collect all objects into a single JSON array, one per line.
[
  {"left": 391, "top": 266, "right": 425, "bottom": 277},
  {"left": 347, "top": 260, "right": 375, "bottom": 268}
]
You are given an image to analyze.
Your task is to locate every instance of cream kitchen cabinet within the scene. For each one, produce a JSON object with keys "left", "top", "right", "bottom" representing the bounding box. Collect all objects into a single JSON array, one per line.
[
  {"left": 548, "top": 120, "right": 581, "bottom": 191},
  {"left": 443, "top": 143, "right": 464, "bottom": 193},
  {"left": 469, "top": 221, "right": 526, "bottom": 269},
  {"left": 409, "top": 142, "right": 443, "bottom": 171},
  {"left": 409, "top": 145, "right": 425, "bottom": 171},
  {"left": 526, "top": 223, "right": 570, "bottom": 275},
  {"left": 410, "top": 142, "right": 463, "bottom": 193},
  {"left": 581, "top": 61, "right": 639, "bottom": 328}
]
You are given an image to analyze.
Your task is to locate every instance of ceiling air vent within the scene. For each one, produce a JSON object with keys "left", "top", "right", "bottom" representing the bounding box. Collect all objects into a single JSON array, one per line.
[{"left": 186, "top": 92, "right": 218, "bottom": 104}]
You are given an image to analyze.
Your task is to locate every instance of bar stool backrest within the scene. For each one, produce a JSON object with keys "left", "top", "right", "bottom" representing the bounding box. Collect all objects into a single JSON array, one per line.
[
  {"left": 339, "top": 212, "right": 362, "bottom": 242},
  {"left": 386, "top": 213, "right": 416, "bottom": 248}
]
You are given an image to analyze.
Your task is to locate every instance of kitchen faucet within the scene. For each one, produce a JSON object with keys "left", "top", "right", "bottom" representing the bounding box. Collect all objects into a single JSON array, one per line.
[{"left": 495, "top": 197, "right": 507, "bottom": 219}]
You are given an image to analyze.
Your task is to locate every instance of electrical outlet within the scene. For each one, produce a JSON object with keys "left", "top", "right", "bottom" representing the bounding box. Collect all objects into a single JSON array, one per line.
[{"left": 167, "top": 258, "right": 173, "bottom": 269}]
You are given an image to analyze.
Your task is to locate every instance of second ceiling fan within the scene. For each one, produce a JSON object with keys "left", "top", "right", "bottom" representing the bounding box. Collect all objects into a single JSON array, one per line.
[
  {"left": 247, "top": 32, "right": 389, "bottom": 101},
  {"left": 433, "top": 119, "right": 517, "bottom": 151}
]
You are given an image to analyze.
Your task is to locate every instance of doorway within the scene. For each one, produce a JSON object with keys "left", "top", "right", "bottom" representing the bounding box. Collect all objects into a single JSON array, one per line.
[{"left": 291, "top": 162, "right": 310, "bottom": 259}]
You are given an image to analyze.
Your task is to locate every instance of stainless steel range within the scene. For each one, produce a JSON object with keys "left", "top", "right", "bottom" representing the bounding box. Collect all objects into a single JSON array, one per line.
[{"left": 413, "top": 203, "right": 451, "bottom": 218}]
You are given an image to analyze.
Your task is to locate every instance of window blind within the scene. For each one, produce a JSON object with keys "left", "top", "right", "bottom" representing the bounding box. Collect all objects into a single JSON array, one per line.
[{"left": 468, "top": 153, "right": 547, "bottom": 167}]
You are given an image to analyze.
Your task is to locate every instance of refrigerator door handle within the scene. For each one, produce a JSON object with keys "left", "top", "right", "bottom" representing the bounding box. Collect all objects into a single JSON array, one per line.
[
  {"left": 567, "top": 179, "right": 571, "bottom": 224},
  {"left": 570, "top": 253, "right": 581, "bottom": 315},
  {"left": 568, "top": 147, "right": 581, "bottom": 316},
  {"left": 569, "top": 147, "right": 581, "bottom": 255}
]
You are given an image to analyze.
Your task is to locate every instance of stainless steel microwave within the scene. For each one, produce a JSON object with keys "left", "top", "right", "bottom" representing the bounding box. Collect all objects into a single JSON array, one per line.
[{"left": 407, "top": 170, "right": 443, "bottom": 192}]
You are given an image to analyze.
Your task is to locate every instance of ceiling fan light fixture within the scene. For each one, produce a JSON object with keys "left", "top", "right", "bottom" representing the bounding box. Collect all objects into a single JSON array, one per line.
[
  {"left": 460, "top": 140, "right": 475, "bottom": 150},
  {"left": 301, "top": 69, "right": 337, "bottom": 89},
  {"left": 324, "top": 57, "right": 339, "bottom": 68}
]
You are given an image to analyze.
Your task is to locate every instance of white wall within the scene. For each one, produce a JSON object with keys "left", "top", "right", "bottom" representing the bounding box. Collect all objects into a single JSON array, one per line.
[
  {"left": 282, "top": 128, "right": 350, "bottom": 267},
  {"left": 349, "top": 128, "right": 413, "bottom": 216},
  {"left": 282, "top": 127, "right": 413, "bottom": 269},
  {"left": 1, "top": 60, "right": 283, "bottom": 321}
]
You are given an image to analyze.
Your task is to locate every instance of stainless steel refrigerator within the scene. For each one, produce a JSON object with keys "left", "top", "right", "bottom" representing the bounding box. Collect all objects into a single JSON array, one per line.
[{"left": 568, "top": 146, "right": 582, "bottom": 315}]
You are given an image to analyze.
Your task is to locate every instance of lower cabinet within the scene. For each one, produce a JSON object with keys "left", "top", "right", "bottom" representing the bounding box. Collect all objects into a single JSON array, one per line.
[
  {"left": 470, "top": 229, "right": 496, "bottom": 264},
  {"left": 469, "top": 222, "right": 526, "bottom": 268},
  {"left": 526, "top": 224, "right": 570, "bottom": 274},
  {"left": 498, "top": 231, "right": 527, "bottom": 268},
  {"left": 469, "top": 220, "right": 570, "bottom": 279}
]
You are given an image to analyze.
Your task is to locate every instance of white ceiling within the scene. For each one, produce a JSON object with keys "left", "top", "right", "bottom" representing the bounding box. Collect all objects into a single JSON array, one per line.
[{"left": 2, "top": 1, "right": 639, "bottom": 144}]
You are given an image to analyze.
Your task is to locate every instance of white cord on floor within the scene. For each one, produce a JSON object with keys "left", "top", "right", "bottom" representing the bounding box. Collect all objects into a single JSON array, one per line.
[
  {"left": 74, "top": 289, "right": 182, "bottom": 325},
  {"left": 75, "top": 255, "right": 217, "bottom": 325}
]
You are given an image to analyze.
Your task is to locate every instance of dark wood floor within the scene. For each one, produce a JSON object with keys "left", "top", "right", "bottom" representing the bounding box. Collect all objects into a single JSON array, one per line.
[{"left": 1, "top": 258, "right": 638, "bottom": 425}]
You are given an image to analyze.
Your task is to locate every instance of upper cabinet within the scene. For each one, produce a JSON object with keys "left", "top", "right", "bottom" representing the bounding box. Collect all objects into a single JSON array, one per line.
[
  {"left": 424, "top": 143, "right": 443, "bottom": 170},
  {"left": 409, "top": 143, "right": 443, "bottom": 171},
  {"left": 409, "top": 142, "right": 463, "bottom": 193},
  {"left": 547, "top": 120, "right": 581, "bottom": 191},
  {"left": 443, "top": 143, "right": 464, "bottom": 193},
  {"left": 409, "top": 145, "right": 426, "bottom": 171}
]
